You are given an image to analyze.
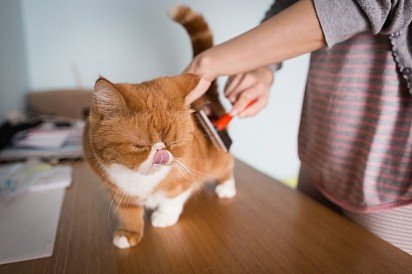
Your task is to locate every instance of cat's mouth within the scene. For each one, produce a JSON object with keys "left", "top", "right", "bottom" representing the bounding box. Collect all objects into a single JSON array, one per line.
[
  {"left": 152, "top": 150, "right": 171, "bottom": 165},
  {"left": 137, "top": 144, "right": 173, "bottom": 175}
]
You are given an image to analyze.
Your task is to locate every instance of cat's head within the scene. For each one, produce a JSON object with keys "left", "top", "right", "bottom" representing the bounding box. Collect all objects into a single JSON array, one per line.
[{"left": 88, "top": 74, "right": 200, "bottom": 175}]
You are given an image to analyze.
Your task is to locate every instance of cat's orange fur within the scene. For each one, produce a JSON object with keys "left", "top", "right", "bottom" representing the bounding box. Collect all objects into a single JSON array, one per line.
[{"left": 83, "top": 5, "right": 234, "bottom": 248}]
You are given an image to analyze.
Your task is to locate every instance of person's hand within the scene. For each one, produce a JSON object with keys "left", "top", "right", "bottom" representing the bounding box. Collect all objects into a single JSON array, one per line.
[
  {"left": 183, "top": 53, "right": 215, "bottom": 105},
  {"left": 225, "top": 66, "right": 274, "bottom": 118}
]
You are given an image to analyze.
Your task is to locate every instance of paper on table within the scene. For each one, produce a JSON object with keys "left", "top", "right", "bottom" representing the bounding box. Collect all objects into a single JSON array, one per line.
[
  {"left": 13, "top": 130, "right": 70, "bottom": 149},
  {"left": 0, "top": 188, "right": 65, "bottom": 265},
  {"left": 0, "top": 163, "right": 72, "bottom": 203}
]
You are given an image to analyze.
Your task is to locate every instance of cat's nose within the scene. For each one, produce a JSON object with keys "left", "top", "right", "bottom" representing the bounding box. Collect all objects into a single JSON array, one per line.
[{"left": 153, "top": 149, "right": 170, "bottom": 165}]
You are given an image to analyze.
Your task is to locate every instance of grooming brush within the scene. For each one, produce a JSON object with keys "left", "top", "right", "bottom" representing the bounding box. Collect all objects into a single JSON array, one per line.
[
  {"left": 213, "top": 99, "right": 257, "bottom": 131},
  {"left": 194, "top": 110, "right": 232, "bottom": 152},
  {"left": 194, "top": 99, "right": 256, "bottom": 152}
]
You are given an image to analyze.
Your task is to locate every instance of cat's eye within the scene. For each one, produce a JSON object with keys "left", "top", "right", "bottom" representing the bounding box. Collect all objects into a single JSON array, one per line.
[
  {"left": 168, "top": 141, "right": 185, "bottom": 148},
  {"left": 132, "top": 143, "right": 149, "bottom": 150}
]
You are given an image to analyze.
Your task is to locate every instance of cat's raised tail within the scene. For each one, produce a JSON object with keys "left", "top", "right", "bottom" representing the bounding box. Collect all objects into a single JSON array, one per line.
[{"left": 168, "top": 5, "right": 213, "bottom": 57}]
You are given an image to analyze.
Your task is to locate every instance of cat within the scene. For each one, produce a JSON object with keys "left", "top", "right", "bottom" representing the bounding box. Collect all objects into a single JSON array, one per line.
[{"left": 83, "top": 5, "right": 235, "bottom": 249}]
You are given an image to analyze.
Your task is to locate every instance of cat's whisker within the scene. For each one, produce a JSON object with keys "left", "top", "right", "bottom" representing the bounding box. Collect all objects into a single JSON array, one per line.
[
  {"left": 174, "top": 161, "right": 196, "bottom": 181},
  {"left": 175, "top": 163, "right": 197, "bottom": 184},
  {"left": 110, "top": 167, "right": 137, "bottom": 227},
  {"left": 175, "top": 157, "right": 216, "bottom": 178},
  {"left": 109, "top": 193, "right": 123, "bottom": 229},
  {"left": 174, "top": 161, "right": 203, "bottom": 187},
  {"left": 119, "top": 193, "right": 134, "bottom": 225},
  {"left": 107, "top": 188, "right": 122, "bottom": 233},
  {"left": 117, "top": 168, "right": 141, "bottom": 223},
  {"left": 174, "top": 159, "right": 197, "bottom": 175},
  {"left": 173, "top": 160, "right": 189, "bottom": 174},
  {"left": 172, "top": 163, "right": 193, "bottom": 185},
  {"left": 174, "top": 161, "right": 209, "bottom": 202},
  {"left": 174, "top": 161, "right": 200, "bottom": 186}
]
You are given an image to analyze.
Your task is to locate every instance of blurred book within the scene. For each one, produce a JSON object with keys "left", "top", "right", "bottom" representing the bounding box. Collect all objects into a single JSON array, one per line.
[
  {"left": 13, "top": 130, "right": 70, "bottom": 149},
  {"left": 0, "top": 121, "right": 84, "bottom": 161},
  {"left": 0, "top": 161, "right": 72, "bottom": 204}
]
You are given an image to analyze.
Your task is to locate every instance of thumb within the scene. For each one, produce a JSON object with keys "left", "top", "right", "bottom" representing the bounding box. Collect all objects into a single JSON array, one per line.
[{"left": 185, "top": 77, "right": 211, "bottom": 105}]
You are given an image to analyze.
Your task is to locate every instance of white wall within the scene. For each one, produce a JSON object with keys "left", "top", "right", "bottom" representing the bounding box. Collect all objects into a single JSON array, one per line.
[
  {"left": 21, "top": 0, "right": 308, "bottom": 181},
  {"left": 0, "top": 0, "right": 29, "bottom": 122}
]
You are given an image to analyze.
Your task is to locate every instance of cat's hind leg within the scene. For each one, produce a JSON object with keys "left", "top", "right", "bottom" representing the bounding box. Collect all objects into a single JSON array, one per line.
[{"left": 151, "top": 188, "right": 192, "bottom": 228}]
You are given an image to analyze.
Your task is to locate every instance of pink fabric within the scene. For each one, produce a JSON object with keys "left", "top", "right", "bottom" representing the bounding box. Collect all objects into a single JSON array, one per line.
[{"left": 299, "top": 33, "right": 412, "bottom": 212}]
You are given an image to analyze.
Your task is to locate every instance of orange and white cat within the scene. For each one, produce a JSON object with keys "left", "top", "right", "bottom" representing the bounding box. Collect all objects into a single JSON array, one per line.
[{"left": 83, "top": 6, "right": 235, "bottom": 249}]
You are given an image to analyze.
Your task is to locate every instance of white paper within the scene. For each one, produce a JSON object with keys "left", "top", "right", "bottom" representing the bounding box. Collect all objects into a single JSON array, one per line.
[
  {"left": 14, "top": 130, "right": 70, "bottom": 149},
  {"left": 0, "top": 163, "right": 72, "bottom": 202},
  {"left": 0, "top": 189, "right": 66, "bottom": 265}
]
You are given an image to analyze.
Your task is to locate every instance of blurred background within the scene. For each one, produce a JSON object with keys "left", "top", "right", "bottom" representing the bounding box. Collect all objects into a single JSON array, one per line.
[{"left": 0, "top": 0, "right": 309, "bottom": 184}]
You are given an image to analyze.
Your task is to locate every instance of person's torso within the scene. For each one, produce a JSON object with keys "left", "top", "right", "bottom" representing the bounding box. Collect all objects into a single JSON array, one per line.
[{"left": 299, "top": 32, "right": 412, "bottom": 212}]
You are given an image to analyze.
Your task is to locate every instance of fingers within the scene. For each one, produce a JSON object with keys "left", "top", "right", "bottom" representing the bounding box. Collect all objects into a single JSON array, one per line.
[
  {"left": 224, "top": 73, "right": 245, "bottom": 98},
  {"left": 228, "top": 79, "right": 255, "bottom": 103},
  {"left": 225, "top": 70, "right": 272, "bottom": 104},
  {"left": 185, "top": 77, "right": 212, "bottom": 105},
  {"left": 238, "top": 93, "right": 269, "bottom": 118},
  {"left": 227, "top": 66, "right": 274, "bottom": 117},
  {"left": 224, "top": 75, "right": 235, "bottom": 93},
  {"left": 230, "top": 87, "right": 261, "bottom": 116}
]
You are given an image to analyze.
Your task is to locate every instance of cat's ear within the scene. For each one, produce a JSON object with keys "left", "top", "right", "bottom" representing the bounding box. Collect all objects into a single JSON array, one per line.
[
  {"left": 173, "top": 73, "right": 201, "bottom": 105},
  {"left": 93, "top": 77, "right": 128, "bottom": 116}
]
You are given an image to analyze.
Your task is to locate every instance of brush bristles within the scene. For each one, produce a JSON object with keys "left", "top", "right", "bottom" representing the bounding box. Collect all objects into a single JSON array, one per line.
[{"left": 194, "top": 111, "right": 229, "bottom": 152}]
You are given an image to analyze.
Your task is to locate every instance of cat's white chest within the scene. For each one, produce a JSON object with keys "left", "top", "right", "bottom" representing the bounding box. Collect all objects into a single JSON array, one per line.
[{"left": 104, "top": 164, "right": 171, "bottom": 198}]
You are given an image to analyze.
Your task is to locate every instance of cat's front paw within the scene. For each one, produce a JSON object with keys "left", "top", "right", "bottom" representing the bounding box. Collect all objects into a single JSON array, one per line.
[
  {"left": 151, "top": 211, "right": 180, "bottom": 228},
  {"left": 215, "top": 177, "right": 236, "bottom": 198},
  {"left": 112, "top": 229, "right": 142, "bottom": 249}
]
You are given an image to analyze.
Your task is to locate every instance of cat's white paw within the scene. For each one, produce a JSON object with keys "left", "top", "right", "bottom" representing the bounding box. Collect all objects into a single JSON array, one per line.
[
  {"left": 151, "top": 211, "right": 180, "bottom": 228},
  {"left": 113, "top": 235, "right": 131, "bottom": 249},
  {"left": 112, "top": 229, "right": 141, "bottom": 249},
  {"left": 216, "top": 177, "right": 236, "bottom": 198}
]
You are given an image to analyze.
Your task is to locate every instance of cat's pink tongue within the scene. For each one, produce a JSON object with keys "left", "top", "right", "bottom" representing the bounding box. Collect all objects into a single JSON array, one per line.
[{"left": 153, "top": 150, "right": 170, "bottom": 165}]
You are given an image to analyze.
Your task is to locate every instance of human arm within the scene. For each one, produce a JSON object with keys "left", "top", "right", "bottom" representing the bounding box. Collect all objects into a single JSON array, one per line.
[
  {"left": 224, "top": 0, "right": 297, "bottom": 117},
  {"left": 228, "top": 0, "right": 412, "bottom": 116},
  {"left": 184, "top": 0, "right": 325, "bottom": 105},
  {"left": 185, "top": 0, "right": 412, "bottom": 106}
]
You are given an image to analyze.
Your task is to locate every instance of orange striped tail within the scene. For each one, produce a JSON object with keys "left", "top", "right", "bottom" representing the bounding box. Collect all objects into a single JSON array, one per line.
[{"left": 168, "top": 5, "right": 213, "bottom": 57}]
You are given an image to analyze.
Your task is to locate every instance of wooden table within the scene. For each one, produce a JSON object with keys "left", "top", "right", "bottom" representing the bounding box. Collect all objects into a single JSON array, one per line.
[{"left": 1, "top": 160, "right": 411, "bottom": 273}]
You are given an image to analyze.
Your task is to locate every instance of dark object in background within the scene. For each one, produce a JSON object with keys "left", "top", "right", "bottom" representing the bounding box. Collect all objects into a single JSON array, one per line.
[
  {"left": 0, "top": 120, "right": 42, "bottom": 150},
  {"left": 53, "top": 121, "right": 72, "bottom": 128},
  {"left": 27, "top": 89, "right": 92, "bottom": 120}
]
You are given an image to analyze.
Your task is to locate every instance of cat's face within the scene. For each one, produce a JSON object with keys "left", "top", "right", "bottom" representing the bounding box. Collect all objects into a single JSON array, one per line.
[{"left": 89, "top": 74, "right": 200, "bottom": 174}]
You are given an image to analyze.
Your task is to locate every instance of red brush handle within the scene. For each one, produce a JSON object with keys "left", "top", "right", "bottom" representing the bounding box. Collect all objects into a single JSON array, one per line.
[
  {"left": 213, "top": 99, "right": 257, "bottom": 131},
  {"left": 214, "top": 113, "right": 234, "bottom": 131}
]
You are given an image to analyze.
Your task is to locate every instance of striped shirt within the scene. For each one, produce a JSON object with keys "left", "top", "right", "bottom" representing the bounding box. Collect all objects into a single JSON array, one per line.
[{"left": 298, "top": 32, "right": 412, "bottom": 212}]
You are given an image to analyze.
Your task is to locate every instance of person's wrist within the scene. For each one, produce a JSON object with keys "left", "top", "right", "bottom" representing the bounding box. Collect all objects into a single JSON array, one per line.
[
  {"left": 192, "top": 52, "right": 218, "bottom": 81},
  {"left": 258, "top": 65, "right": 275, "bottom": 86}
]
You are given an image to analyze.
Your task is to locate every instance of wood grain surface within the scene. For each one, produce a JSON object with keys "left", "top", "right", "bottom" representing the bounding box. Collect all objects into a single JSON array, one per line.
[{"left": 1, "top": 160, "right": 411, "bottom": 273}]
